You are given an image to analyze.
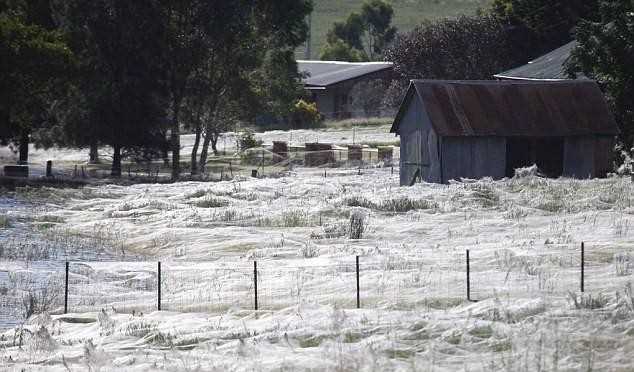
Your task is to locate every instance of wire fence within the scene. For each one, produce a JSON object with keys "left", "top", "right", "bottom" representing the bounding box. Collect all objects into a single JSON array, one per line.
[{"left": 1, "top": 242, "right": 632, "bottom": 329}]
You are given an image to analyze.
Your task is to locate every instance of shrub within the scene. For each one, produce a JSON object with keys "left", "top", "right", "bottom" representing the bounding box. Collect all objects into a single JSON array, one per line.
[
  {"left": 299, "top": 241, "right": 319, "bottom": 258},
  {"left": 615, "top": 252, "right": 632, "bottom": 276},
  {"left": 349, "top": 210, "right": 365, "bottom": 239},
  {"left": 379, "top": 197, "right": 437, "bottom": 212},
  {"left": 194, "top": 196, "right": 229, "bottom": 208},
  {"left": 567, "top": 292, "right": 609, "bottom": 310},
  {"left": 0, "top": 214, "right": 10, "bottom": 228},
  {"left": 291, "top": 99, "right": 322, "bottom": 129},
  {"left": 239, "top": 130, "right": 262, "bottom": 151}
]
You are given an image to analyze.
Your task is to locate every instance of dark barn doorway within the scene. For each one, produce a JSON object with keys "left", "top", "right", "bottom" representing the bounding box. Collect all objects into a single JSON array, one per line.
[{"left": 506, "top": 137, "right": 564, "bottom": 178}]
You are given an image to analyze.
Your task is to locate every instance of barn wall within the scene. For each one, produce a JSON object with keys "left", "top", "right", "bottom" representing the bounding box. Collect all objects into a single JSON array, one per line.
[
  {"left": 398, "top": 95, "right": 440, "bottom": 185},
  {"left": 563, "top": 135, "right": 614, "bottom": 178},
  {"left": 312, "top": 90, "right": 335, "bottom": 119},
  {"left": 441, "top": 137, "right": 506, "bottom": 183}
]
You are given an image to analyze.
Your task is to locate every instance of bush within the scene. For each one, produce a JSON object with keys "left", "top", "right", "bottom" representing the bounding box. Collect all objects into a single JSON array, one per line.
[
  {"left": 239, "top": 130, "right": 263, "bottom": 151},
  {"left": 349, "top": 210, "right": 365, "bottom": 239},
  {"left": 194, "top": 196, "right": 229, "bottom": 208},
  {"left": 290, "top": 99, "right": 322, "bottom": 128},
  {"left": 0, "top": 214, "right": 10, "bottom": 228}
]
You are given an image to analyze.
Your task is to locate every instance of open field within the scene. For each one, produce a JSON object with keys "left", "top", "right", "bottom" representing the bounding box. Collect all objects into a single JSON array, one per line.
[
  {"left": 1, "top": 162, "right": 634, "bottom": 370},
  {"left": 301, "top": 0, "right": 492, "bottom": 59}
]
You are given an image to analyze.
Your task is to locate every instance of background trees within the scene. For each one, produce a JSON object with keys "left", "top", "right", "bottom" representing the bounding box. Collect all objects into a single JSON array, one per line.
[
  {"left": 0, "top": 0, "right": 73, "bottom": 164},
  {"left": 57, "top": 0, "right": 168, "bottom": 177},
  {"left": 320, "top": 0, "right": 396, "bottom": 61},
  {"left": 566, "top": 0, "right": 634, "bottom": 147},
  {"left": 491, "top": 0, "right": 600, "bottom": 55},
  {"left": 385, "top": 15, "right": 522, "bottom": 80}
]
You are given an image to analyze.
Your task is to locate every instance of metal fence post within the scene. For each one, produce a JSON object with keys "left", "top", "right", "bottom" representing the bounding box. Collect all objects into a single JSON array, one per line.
[
  {"left": 356, "top": 256, "right": 360, "bottom": 309},
  {"left": 254, "top": 261, "right": 258, "bottom": 311},
  {"left": 157, "top": 261, "right": 161, "bottom": 311},
  {"left": 46, "top": 160, "right": 52, "bottom": 177},
  {"left": 466, "top": 249, "right": 471, "bottom": 301},
  {"left": 581, "top": 242, "right": 585, "bottom": 293},
  {"left": 64, "top": 261, "right": 69, "bottom": 314}
]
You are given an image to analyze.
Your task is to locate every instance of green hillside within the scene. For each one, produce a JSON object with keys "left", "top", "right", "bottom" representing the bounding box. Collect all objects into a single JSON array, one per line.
[{"left": 300, "top": 0, "right": 492, "bottom": 60}]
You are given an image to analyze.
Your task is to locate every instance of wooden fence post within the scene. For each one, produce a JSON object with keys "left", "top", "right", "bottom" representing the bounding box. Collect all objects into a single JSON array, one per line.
[
  {"left": 356, "top": 256, "right": 360, "bottom": 309},
  {"left": 254, "top": 261, "right": 258, "bottom": 311},
  {"left": 157, "top": 261, "right": 161, "bottom": 311},
  {"left": 64, "top": 261, "right": 69, "bottom": 314}
]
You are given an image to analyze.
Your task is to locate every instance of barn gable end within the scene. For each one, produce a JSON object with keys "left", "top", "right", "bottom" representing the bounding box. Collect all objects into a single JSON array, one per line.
[{"left": 391, "top": 80, "right": 618, "bottom": 185}]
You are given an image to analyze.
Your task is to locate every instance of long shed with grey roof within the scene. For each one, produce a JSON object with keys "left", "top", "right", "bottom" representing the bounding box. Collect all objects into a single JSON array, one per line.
[
  {"left": 391, "top": 80, "right": 618, "bottom": 185},
  {"left": 298, "top": 60, "right": 393, "bottom": 119}
]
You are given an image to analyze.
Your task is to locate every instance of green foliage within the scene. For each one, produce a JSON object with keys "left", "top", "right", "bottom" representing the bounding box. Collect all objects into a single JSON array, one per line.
[
  {"left": 490, "top": 0, "right": 599, "bottom": 53},
  {"left": 239, "top": 130, "right": 263, "bottom": 151},
  {"left": 320, "top": 0, "right": 396, "bottom": 61},
  {"left": 58, "top": 0, "right": 168, "bottom": 176},
  {"left": 567, "top": 0, "right": 634, "bottom": 147},
  {"left": 386, "top": 15, "right": 522, "bottom": 80},
  {"left": 361, "top": 0, "right": 397, "bottom": 60},
  {"left": 290, "top": 99, "right": 322, "bottom": 128},
  {"left": 308, "top": 0, "right": 491, "bottom": 59},
  {"left": 0, "top": 11, "right": 73, "bottom": 148},
  {"left": 320, "top": 37, "right": 366, "bottom": 61}
]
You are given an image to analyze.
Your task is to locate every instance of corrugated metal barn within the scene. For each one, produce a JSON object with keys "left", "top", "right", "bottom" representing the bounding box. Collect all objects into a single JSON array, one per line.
[{"left": 390, "top": 80, "right": 619, "bottom": 185}]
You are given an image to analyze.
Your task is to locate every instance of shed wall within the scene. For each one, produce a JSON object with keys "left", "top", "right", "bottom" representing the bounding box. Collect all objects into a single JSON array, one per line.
[
  {"left": 441, "top": 137, "right": 506, "bottom": 182},
  {"left": 563, "top": 136, "right": 614, "bottom": 178},
  {"left": 398, "top": 95, "right": 441, "bottom": 185}
]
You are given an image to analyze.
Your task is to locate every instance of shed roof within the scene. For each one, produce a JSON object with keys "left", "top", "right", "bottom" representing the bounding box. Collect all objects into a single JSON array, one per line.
[
  {"left": 494, "top": 41, "right": 586, "bottom": 81},
  {"left": 297, "top": 60, "right": 393, "bottom": 87},
  {"left": 390, "top": 80, "right": 619, "bottom": 137}
]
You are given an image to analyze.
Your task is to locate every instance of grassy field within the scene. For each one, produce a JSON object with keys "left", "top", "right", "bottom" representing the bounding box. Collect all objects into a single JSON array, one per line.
[{"left": 300, "top": 0, "right": 492, "bottom": 59}]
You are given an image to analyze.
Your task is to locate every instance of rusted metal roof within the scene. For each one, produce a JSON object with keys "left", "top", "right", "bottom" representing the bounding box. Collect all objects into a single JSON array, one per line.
[{"left": 391, "top": 80, "right": 619, "bottom": 137}]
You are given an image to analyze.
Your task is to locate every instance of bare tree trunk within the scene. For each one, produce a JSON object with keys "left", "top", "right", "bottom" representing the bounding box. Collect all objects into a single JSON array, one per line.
[
  {"left": 18, "top": 130, "right": 29, "bottom": 164},
  {"left": 199, "top": 131, "right": 211, "bottom": 174},
  {"left": 210, "top": 132, "right": 219, "bottom": 156},
  {"left": 111, "top": 144, "right": 122, "bottom": 177},
  {"left": 89, "top": 142, "right": 99, "bottom": 164},
  {"left": 190, "top": 122, "right": 201, "bottom": 175},
  {"left": 170, "top": 104, "right": 181, "bottom": 181}
]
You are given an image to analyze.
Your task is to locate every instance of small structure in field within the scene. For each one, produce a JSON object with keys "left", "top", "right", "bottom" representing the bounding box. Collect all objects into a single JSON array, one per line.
[
  {"left": 305, "top": 143, "right": 335, "bottom": 166},
  {"left": 347, "top": 145, "right": 363, "bottom": 163},
  {"left": 378, "top": 146, "right": 393, "bottom": 165},
  {"left": 272, "top": 141, "right": 289, "bottom": 162},
  {"left": 3, "top": 165, "right": 29, "bottom": 178},
  {"left": 391, "top": 80, "right": 618, "bottom": 185}
]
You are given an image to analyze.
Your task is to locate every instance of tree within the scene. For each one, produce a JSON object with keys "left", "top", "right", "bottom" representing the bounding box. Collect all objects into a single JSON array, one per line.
[
  {"left": 566, "top": 0, "right": 634, "bottom": 147},
  {"left": 490, "top": 0, "right": 600, "bottom": 54},
  {"left": 58, "top": 0, "right": 168, "bottom": 176},
  {"left": 0, "top": 9, "right": 73, "bottom": 164},
  {"left": 320, "top": 0, "right": 396, "bottom": 61},
  {"left": 185, "top": 0, "right": 311, "bottom": 174},
  {"left": 360, "top": 0, "right": 397, "bottom": 60},
  {"left": 319, "top": 37, "right": 366, "bottom": 62},
  {"left": 385, "top": 16, "right": 524, "bottom": 81}
]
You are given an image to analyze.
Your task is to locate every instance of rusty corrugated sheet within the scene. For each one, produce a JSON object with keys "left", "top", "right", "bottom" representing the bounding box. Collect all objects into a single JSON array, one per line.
[{"left": 392, "top": 80, "right": 619, "bottom": 137}]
